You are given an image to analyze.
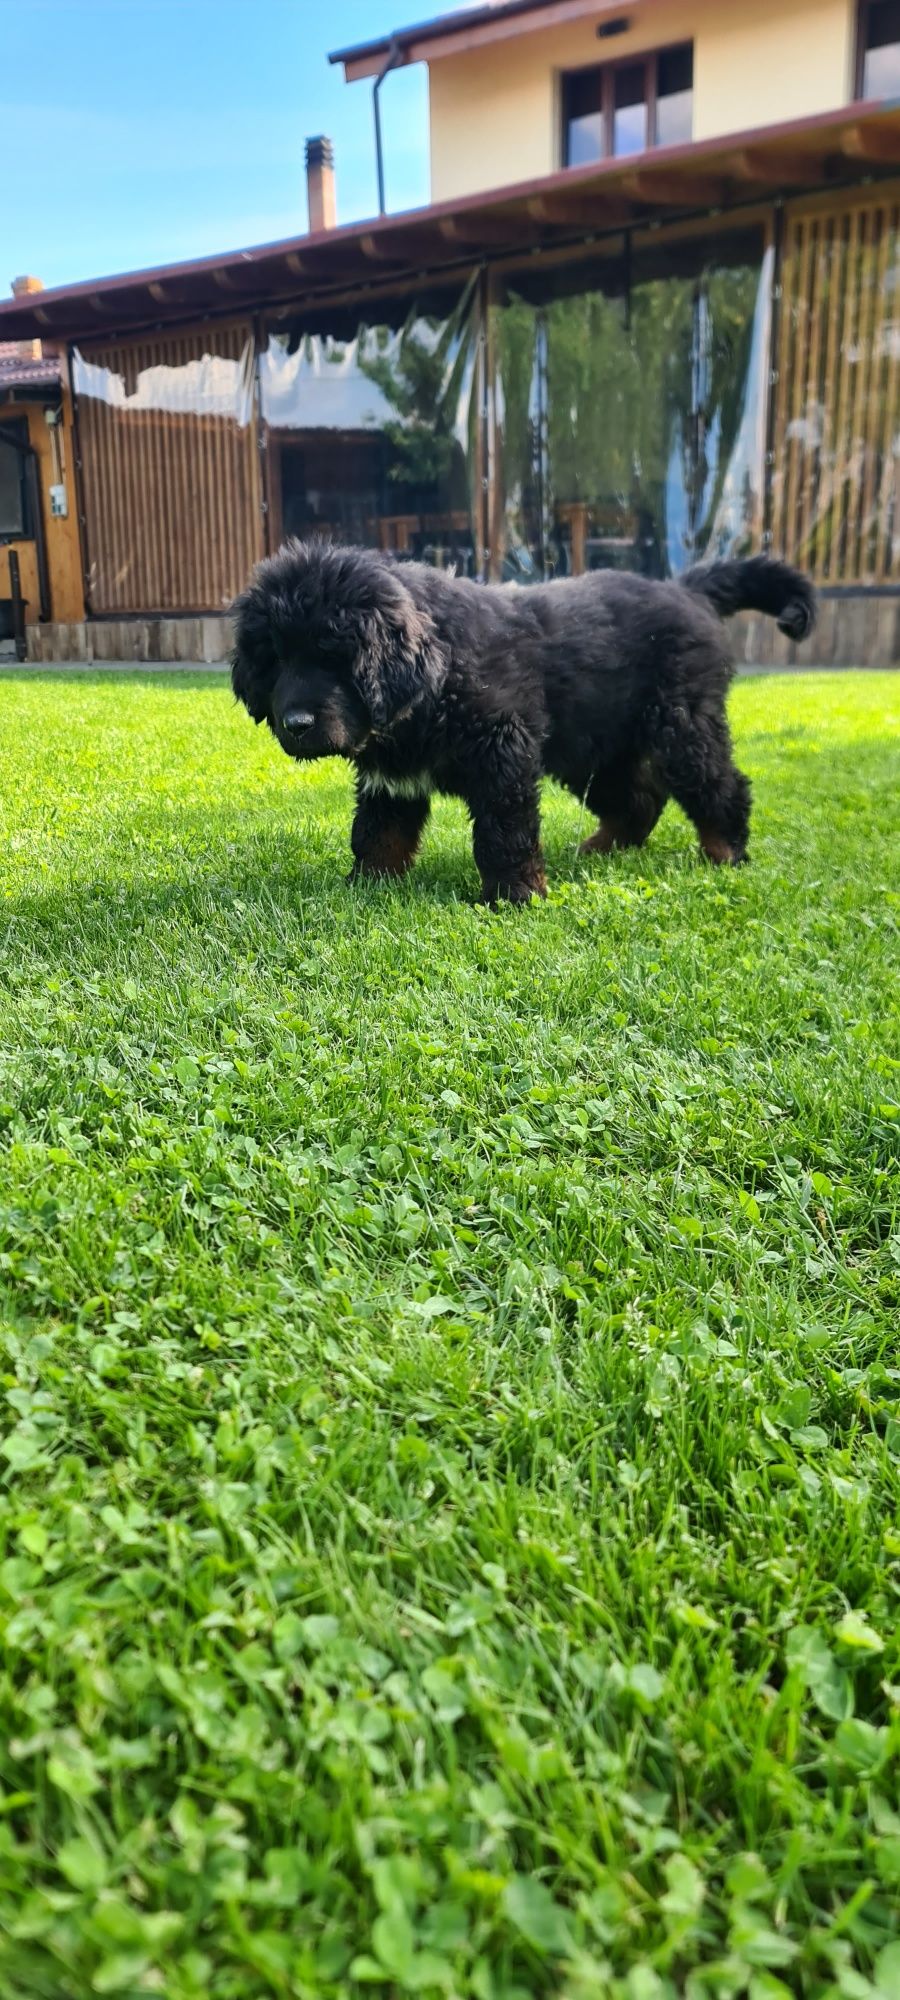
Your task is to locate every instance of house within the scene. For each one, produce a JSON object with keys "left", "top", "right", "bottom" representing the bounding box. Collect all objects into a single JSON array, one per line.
[
  {"left": 334, "top": 0, "right": 883, "bottom": 202},
  {"left": 1, "top": 0, "right": 899, "bottom": 667},
  {"left": 0, "top": 280, "right": 84, "bottom": 656}
]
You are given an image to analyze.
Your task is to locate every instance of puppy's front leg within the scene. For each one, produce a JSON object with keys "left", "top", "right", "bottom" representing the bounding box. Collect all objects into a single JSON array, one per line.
[
  {"left": 467, "top": 727, "right": 546, "bottom": 904},
  {"left": 348, "top": 782, "right": 431, "bottom": 882}
]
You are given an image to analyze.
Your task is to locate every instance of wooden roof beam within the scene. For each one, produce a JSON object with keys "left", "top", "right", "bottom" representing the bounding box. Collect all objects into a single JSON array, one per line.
[
  {"left": 28, "top": 294, "right": 138, "bottom": 330},
  {"left": 729, "top": 146, "right": 825, "bottom": 187},
  {"left": 147, "top": 280, "right": 196, "bottom": 307},
  {"left": 79, "top": 290, "right": 162, "bottom": 323},
  {"left": 359, "top": 230, "right": 437, "bottom": 263},
  {"left": 439, "top": 212, "right": 537, "bottom": 249},
  {"left": 620, "top": 171, "right": 729, "bottom": 208},
  {"left": 211, "top": 262, "right": 280, "bottom": 293},
  {"left": 840, "top": 121, "right": 900, "bottom": 164},
  {"left": 526, "top": 192, "right": 634, "bottom": 229},
  {"left": 360, "top": 233, "right": 399, "bottom": 261}
]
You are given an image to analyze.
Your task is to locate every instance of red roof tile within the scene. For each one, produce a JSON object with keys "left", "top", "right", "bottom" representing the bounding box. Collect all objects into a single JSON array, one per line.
[{"left": 0, "top": 352, "right": 62, "bottom": 390}]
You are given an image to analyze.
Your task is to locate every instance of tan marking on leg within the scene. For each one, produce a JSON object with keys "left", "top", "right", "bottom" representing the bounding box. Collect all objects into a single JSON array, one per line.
[
  {"left": 523, "top": 859, "right": 547, "bottom": 898},
  {"left": 355, "top": 824, "right": 421, "bottom": 878},
  {"left": 698, "top": 828, "right": 736, "bottom": 865},
  {"left": 579, "top": 820, "right": 618, "bottom": 856}
]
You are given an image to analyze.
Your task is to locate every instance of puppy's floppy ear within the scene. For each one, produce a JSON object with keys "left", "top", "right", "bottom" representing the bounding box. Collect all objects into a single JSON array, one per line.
[
  {"left": 336, "top": 568, "right": 444, "bottom": 730},
  {"left": 230, "top": 581, "right": 275, "bottom": 723}
]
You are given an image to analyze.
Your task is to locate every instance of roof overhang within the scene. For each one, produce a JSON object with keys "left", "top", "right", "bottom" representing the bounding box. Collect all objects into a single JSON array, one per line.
[
  {"left": 330, "top": 0, "right": 629, "bottom": 83},
  {"left": 1, "top": 101, "right": 899, "bottom": 345},
  {"left": 0, "top": 361, "right": 62, "bottom": 398}
]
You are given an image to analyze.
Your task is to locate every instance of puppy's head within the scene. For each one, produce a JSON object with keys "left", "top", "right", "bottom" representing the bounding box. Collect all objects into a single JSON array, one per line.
[{"left": 231, "top": 540, "right": 444, "bottom": 762}]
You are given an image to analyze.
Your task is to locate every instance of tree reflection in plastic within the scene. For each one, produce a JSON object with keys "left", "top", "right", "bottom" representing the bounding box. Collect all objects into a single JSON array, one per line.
[
  {"left": 491, "top": 231, "right": 770, "bottom": 582},
  {"left": 70, "top": 247, "right": 773, "bottom": 613},
  {"left": 260, "top": 278, "right": 480, "bottom": 576}
]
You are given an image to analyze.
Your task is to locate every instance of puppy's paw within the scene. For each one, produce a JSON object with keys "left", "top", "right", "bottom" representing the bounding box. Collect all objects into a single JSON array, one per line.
[
  {"left": 699, "top": 836, "right": 750, "bottom": 867},
  {"left": 348, "top": 855, "right": 413, "bottom": 883},
  {"left": 579, "top": 826, "right": 615, "bottom": 856},
  {"left": 347, "top": 861, "right": 392, "bottom": 884},
  {"left": 480, "top": 873, "right": 547, "bottom": 906}
]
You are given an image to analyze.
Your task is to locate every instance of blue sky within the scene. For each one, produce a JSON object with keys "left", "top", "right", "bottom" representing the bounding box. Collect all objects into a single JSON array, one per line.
[{"left": 2, "top": 1, "right": 439, "bottom": 292}]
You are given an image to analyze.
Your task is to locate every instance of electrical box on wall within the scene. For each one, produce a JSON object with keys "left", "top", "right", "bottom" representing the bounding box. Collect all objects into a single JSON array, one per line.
[{"left": 49, "top": 484, "right": 68, "bottom": 518}]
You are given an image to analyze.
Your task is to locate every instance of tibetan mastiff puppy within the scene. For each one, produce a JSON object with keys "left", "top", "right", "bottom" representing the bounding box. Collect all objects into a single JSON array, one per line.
[{"left": 231, "top": 542, "right": 815, "bottom": 903}]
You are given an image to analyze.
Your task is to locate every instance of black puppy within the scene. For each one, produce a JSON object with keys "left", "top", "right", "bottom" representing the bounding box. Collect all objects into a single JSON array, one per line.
[{"left": 231, "top": 541, "right": 815, "bottom": 902}]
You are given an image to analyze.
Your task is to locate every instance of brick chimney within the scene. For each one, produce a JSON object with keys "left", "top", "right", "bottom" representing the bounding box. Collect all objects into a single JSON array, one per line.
[
  {"left": 306, "top": 137, "right": 336, "bottom": 232},
  {"left": 11, "top": 275, "right": 43, "bottom": 360}
]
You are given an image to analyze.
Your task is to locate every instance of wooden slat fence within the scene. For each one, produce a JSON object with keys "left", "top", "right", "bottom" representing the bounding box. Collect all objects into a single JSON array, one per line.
[{"left": 771, "top": 195, "right": 900, "bottom": 582}]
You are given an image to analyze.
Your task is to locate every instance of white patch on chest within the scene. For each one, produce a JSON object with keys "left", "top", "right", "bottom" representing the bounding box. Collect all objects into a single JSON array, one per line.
[{"left": 358, "top": 770, "right": 433, "bottom": 801}]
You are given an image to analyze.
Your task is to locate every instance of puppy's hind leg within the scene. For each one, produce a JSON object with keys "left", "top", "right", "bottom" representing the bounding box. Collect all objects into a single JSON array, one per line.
[
  {"left": 579, "top": 760, "right": 668, "bottom": 856},
  {"left": 651, "top": 705, "right": 751, "bottom": 865}
]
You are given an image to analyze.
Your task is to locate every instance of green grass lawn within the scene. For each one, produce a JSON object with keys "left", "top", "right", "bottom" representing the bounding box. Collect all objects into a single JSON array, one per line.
[{"left": 0, "top": 668, "right": 899, "bottom": 2000}]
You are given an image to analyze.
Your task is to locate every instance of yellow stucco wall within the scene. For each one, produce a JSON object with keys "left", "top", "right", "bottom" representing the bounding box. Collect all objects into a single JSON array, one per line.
[
  {"left": 429, "top": 0, "right": 855, "bottom": 201},
  {"left": 0, "top": 382, "right": 84, "bottom": 629}
]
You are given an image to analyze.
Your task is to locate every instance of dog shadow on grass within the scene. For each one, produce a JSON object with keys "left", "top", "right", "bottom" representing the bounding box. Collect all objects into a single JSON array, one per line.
[
  {"left": 0, "top": 786, "right": 718, "bottom": 988},
  {"left": 5, "top": 721, "right": 887, "bottom": 991}
]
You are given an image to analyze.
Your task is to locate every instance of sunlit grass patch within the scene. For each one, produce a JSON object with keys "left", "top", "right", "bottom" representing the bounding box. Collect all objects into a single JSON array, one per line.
[{"left": 0, "top": 667, "right": 898, "bottom": 1998}]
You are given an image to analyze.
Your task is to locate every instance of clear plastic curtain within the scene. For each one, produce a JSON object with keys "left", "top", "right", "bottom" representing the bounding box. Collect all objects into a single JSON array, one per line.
[
  {"left": 491, "top": 233, "right": 769, "bottom": 581},
  {"left": 260, "top": 278, "right": 481, "bottom": 576}
]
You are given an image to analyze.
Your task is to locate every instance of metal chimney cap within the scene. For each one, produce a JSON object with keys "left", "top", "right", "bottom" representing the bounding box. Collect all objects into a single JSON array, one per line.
[{"left": 305, "top": 136, "right": 335, "bottom": 169}]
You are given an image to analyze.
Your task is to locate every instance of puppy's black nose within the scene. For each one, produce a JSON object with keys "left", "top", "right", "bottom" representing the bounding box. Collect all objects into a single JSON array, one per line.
[{"left": 283, "top": 709, "right": 315, "bottom": 739}]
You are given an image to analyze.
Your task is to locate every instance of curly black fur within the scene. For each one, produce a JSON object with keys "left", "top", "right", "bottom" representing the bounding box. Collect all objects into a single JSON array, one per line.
[{"left": 231, "top": 542, "right": 816, "bottom": 902}]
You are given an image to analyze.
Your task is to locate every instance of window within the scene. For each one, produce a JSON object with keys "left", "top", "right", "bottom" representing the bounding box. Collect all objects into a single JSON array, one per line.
[
  {"left": 0, "top": 419, "right": 30, "bottom": 540},
  {"left": 562, "top": 43, "right": 693, "bottom": 168},
  {"left": 858, "top": 1, "right": 900, "bottom": 98},
  {"left": 613, "top": 63, "right": 646, "bottom": 159},
  {"left": 656, "top": 44, "right": 694, "bottom": 149}
]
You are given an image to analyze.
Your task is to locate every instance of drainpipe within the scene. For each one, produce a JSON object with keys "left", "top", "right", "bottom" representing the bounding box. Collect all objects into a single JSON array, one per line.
[{"left": 373, "top": 37, "right": 404, "bottom": 216}]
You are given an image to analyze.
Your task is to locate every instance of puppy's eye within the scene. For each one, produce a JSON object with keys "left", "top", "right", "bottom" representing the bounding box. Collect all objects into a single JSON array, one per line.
[{"left": 321, "top": 616, "right": 348, "bottom": 643}]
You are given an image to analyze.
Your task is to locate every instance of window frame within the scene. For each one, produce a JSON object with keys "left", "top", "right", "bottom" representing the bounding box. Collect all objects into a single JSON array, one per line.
[
  {"left": 855, "top": 0, "right": 900, "bottom": 98},
  {"left": 0, "top": 416, "right": 32, "bottom": 544},
  {"left": 560, "top": 40, "right": 693, "bottom": 171}
]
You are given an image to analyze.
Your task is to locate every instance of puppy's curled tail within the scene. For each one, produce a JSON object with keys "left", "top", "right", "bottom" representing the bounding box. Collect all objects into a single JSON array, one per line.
[{"left": 680, "top": 556, "right": 816, "bottom": 641}]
